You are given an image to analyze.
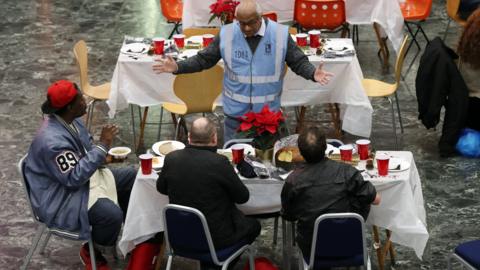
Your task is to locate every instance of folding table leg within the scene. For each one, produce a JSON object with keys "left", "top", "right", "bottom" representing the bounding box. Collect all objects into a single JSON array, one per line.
[
  {"left": 295, "top": 106, "right": 306, "bottom": 134},
  {"left": 136, "top": 107, "right": 149, "bottom": 154},
  {"left": 386, "top": 230, "right": 396, "bottom": 265},
  {"left": 373, "top": 23, "right": 390, "bottom": 72},
  {"left": 154, "top": 241, "right": 166, "bottom": 270},
  {"left": 372, "top": 226, "right": 385, "bottom": 270}
]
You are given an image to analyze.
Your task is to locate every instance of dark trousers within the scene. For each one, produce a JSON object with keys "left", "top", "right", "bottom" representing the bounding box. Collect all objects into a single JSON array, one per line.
[
  {"left": 88, "top": 166, "right": 135, "bottom": 246},
  {"left": 467, "top": 97, "right": 480, "bottom": 131}
]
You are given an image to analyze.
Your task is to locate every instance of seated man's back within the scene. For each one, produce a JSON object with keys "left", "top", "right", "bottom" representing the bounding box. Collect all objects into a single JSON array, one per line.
[
  {"left": 157, "top": 117, "right": 260, "bottom": 249},
  {"left": 281, "top": 127, "right": 380, "bottom": 256}
]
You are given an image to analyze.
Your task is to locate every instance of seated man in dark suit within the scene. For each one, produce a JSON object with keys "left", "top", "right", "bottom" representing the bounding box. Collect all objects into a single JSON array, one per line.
[
  {"left": 281, "top": 127, "right": 381, "bottom": 257},
  {"left": 157, "top": 117, "right": 261, "bottom": 269}
]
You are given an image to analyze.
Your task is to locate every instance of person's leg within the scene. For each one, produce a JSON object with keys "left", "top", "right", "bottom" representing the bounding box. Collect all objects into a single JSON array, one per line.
[
  {"left": 88, "top": 198, "right": 124, "bottom": 246},
  {"left": 110, "top": 166, "right": 136, "bottom": 217},
  {"left": 224, "top": 116, "right": 241, "bottom": 144},
  {"left": 467, "top": 97, "right": 480, "bottom": 131}
]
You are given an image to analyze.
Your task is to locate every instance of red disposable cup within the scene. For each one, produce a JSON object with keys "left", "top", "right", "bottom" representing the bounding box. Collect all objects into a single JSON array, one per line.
[
  {"left": 231, "top": 145, "right": 245, "bottom": 164},
  {"left": 173, "top": 34, "right": 185, "bottom": 49},
  {"left": 153, "top": 38, "right": 165, "bottom": 55},
  {"left": 339, "top": 145, "right": 353, "bottom": 162},
  {"left": 376, "top": 154, "right": 390, "bottom": 176},
  {"left": 308, "top": 30, "right": 321, "bottom": 48},
  {"left": 356, "top": 139, "right": 371, "bottom": 160},
  {"left": 139, "top": 153, "right": 153, "bottom": 174},
  {"left": 296, "top": 33, "right": 308, "bottom": 47},
  {"left": 202, "top": 34, "right": 214, "bottom": 48}
]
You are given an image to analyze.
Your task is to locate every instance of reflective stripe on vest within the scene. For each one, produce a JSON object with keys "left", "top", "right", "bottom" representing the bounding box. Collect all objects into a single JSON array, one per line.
[{"left": 223, "top": 87, "right": 279, "bottom": 104}]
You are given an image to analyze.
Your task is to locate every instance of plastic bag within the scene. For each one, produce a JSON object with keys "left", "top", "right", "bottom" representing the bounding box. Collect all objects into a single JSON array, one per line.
[{"left": 455, "top": 128, "right": 480, "bottom": 158}]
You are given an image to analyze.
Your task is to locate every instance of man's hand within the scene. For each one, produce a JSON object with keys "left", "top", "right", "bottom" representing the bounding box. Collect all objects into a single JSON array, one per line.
[
  {"left": 99, "top": 124, "right": 119, "bottom": 148},
  {"left": 152, "top": 56, "right": 178, "bottom": 74},
  {"left": 314, "top": 62, "right": 334, "bottom": 85}
]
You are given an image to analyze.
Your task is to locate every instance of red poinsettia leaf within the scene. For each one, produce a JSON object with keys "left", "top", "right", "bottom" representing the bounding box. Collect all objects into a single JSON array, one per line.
[
  {"left": 265, "top": 125, "right": 277, "bottom": 134},
  {"left": 239, "top": 122, "right": 253, "bottom": 132}
]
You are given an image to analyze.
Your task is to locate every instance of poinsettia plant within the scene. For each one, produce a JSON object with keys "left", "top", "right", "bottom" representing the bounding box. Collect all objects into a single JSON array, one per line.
[
  {"left": 208, "top": 0, "right": 240, "bottom": 25},
  {"left": 237, "top": 105, "right": 286, "bottom": 150}
]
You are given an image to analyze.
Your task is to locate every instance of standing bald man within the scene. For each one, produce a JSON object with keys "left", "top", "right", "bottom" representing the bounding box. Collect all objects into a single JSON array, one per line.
[{"left": 153, "top": 0, "right": 333, "bottom": 142}]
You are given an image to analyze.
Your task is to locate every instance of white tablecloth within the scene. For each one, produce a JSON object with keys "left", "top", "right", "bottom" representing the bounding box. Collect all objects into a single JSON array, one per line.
[
  {"left": 118, "top": 151, "right": 428, "bottom": 260},
  {"left": 181, "top": 0, "right": 405, "bottom": 53},
  {"left": 108, "top": 38, "right": 373, "bottom": 137}
]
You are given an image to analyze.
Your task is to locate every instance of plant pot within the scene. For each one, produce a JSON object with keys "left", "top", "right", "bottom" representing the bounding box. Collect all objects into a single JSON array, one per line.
[{"left": 255, "top": 148, "right": 274, "bottom": 162}]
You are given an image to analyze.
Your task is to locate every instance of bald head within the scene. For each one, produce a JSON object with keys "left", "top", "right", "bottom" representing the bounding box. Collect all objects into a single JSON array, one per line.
[
  {"left": 189, "top": 117, "right": 217, "bottom": 146},
  {"left": 235, "top": 0, "right": 263, "bottom": 37}
]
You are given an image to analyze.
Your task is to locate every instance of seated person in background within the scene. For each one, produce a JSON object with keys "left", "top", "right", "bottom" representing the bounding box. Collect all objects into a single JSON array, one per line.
[
  {"left": 24, "top": 80, "right": 135, "bottom": 270},
  {"left": 457, "top": 8, "right": 480, "bottom": 131},
  {"left": 458, "top": 0, "right": 480, "bottom": 20},
  {"left": 157, "top": 117, "right": 261, "bottom": 270},
  {"left": 281, "top": 127, "right": 381, "bottom": 257}
]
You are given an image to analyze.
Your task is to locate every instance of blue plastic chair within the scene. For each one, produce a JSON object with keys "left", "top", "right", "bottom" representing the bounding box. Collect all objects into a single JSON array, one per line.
[
  {"left": 298, "top": 213, "right": 368, "bottom": 270},
  {"left": 163, "top": 204, "right": 256, "bottom": 270},
  {"left": 448, "top": 240, "right": 480, "bottom": 269},
  {"left": 18, "top": 155, "right": 97, "bottom": 270}
]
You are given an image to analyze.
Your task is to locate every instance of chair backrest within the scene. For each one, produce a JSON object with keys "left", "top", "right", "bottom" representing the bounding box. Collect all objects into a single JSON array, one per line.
[
  {"left": 17, "top": 155, "right": 39, "bottom": 223},
  {"left": 308, "top": 213, "right": 367, "bottom": 268},
  {"left": 160, "top": 0, "right": 182, "bottom": 22},
  {"left": 163, "top": 204, "right": 222, "bottom": 264},
  {"left": 183, "top": 27, "right": 221, "bottom": 38},
  {"left": 294, "top": 0, "right": 346, "bottom": 30},
  {"left": 223, "top": 138, "right": 254, "bottom": 149},
  {"left": 173, "top": 65, "right": 223, "bottom": 114},
  {"left": 73, "top": 40, "right": 90, "bottom": 92},
  {"left": 446, "top": 0, "right": 461, "bottom": 20},
  {"left": 394, "top": 36, "right": 410, "bottom": 84},
  {"left": 263, "top": 12, "right": 278, "bottom": 22}
]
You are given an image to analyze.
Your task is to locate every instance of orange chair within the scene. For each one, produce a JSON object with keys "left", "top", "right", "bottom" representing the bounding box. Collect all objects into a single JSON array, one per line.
[
  {"left": 293, "top": 0, "right": 349, "bottom": 37},
  {"left": 160, "top": 0, "right": 182, "bottom": 39},
  {"left": 400, "top": 0, "right": 432, "bottom": 50},
  {"left": 443, "top": 0, "right": 467, "bottom": 41},
  {"left": 262, "top": 11, "right": 278, "bottom": 22}
]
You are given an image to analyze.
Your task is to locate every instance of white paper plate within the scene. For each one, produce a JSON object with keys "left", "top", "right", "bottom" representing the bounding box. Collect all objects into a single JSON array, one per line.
[
  {"left": 152, "top": 140, "right": 185, "bottom": 156},
  {"left": 121, "top": 43, "right": 149, "bottom": 54},
  {"left": 227, "top": 143, "right": 256, "bottom": 156},
  {"left": 374, "top": 157, "right": 410, "bottom": 172}
]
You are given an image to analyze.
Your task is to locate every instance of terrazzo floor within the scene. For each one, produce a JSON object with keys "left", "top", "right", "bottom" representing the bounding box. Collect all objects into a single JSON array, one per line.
[{"left": 0, "top": 0, "right": 479, "bottom": 269}]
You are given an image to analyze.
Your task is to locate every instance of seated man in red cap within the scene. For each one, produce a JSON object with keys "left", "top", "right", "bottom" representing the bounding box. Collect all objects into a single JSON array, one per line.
[{"left": 23, "top": 80, "right": 144, "bottom": 270}]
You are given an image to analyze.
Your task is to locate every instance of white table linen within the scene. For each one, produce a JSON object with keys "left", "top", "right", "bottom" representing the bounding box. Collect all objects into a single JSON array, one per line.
[
  {"left": 181, "top": 0, "right": 405, "bottom": 53},
  {"left": 108, "top": 38, "right": 373, "bottom": 138},
  {"left": 118, "top": 151, "right": 428, "bottom": 260}
]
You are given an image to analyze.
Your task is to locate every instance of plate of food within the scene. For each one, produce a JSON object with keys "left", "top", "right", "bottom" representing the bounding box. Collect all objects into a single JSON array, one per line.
[
  {"left": 152, "top": 140, "right": 185, "bottom": 156},
  {"left": 152, "top": 156, "right": 164, "bottom": 169},
  {"left": 108, "top": 146, "right": 131, "bottom": 159}
]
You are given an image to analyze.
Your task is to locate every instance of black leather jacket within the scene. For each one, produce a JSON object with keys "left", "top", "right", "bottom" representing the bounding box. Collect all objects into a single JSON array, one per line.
[{"left": 281, "top": 158, "right": 377, "bottom": 256}]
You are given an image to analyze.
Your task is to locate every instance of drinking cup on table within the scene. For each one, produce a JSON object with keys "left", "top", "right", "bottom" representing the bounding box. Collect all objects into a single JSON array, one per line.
[
  {"left": 339, "top": 144, "right": 353, "bottom": 162},
  {"left": 231, "top": 145, "right": 245, "bottom": 164},
  {"left": 152, "top": 38, "right": 165, "bottom": 55},
  {"left": 356, "top": 139, "right": 371, "bottom": 160},
  {"left": 139, "top": 153, "right": 153, "bottom": 174},
  {"left": 295, "top": 33, "right": 308, "bottom": 47},
  {"left": 376, "top": 153, "right": 390, "bottom": 176},
  {"left": 173, "top": 34, "right": 185, "bottom": 49},
  {"left": 202, "top": 34, "right": 215, "bottom": 48},
  {"left": 308, "top": 30, "right": 321, "bottom": 48}
]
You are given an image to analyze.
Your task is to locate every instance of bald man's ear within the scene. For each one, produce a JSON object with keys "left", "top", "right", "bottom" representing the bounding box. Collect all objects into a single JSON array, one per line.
[
  {"left": 188, "top": 132, "right": 192, "bottom": 144},
  {"left": 212, "top": 133, "right": 218, "bottom": 146}
]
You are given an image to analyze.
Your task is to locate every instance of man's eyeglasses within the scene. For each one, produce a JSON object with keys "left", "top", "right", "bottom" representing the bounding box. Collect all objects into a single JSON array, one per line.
[{"left": 238, "top": 18, "right": 260, "bottom": 27}]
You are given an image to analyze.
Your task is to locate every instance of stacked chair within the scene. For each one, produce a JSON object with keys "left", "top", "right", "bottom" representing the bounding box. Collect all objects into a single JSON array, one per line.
[{"left": 160, "top": 0, "right": 183, "bottom": 38}]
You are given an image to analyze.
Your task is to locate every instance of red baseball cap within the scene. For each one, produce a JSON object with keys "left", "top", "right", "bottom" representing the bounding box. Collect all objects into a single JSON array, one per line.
[{"left": 41, "top": 80, "right": 79, "bottom": 114}]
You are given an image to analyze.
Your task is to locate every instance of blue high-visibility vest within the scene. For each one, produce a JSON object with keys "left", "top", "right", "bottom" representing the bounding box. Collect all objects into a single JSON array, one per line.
[{"left": 220, "top": 20, "right": 289, "bottom": 117}]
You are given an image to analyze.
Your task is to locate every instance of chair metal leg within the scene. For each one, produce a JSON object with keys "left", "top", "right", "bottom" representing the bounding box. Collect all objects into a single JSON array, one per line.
[
  {"left": 174, "top": 116, "right": 182, "bottom": 141},
  {"left": 447, "top": 254, "right": 452, "bottom": 270},
  {"left": 88, "top": 240, "right": 97, "bottom": 270},
  {"left": 394, "top": 92, "right": 404, "bottom": 134},
  {"left": 387, "top": 97, "right": 399, "bottom": 150},
  {"left": 273, "top": 216, "right": 279, "bottom": 247},
  {"left": 21, "top": 225, "right": 46, "bottom": 270},
  {"left": 38, "top": 231, "right": 51, "bottom": 254},
  {"left": 248, "top": 247, "right": 255, "bottom": 270},
  {"left": 443, "top": 19, "right": 452, "bottom": 41}
]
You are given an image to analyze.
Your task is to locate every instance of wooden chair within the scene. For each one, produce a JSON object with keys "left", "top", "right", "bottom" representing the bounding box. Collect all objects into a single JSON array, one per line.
[
  {"left": 361, "top": 36, "right": 409, "bottom": 149},
  {"left": 183, "top": 27, "right": 220, "bottom": 38},
  {"left": 162, "top": 65, "right": 224, "bottom": 140},
  {"left": 443, "top": 0, "right": 467, "bottom": 41},
  {"left": 73, "top": 40, "right": 111, "bottom": 132},
  {"left": 294, "top": 0, "right": 349, "bottom": 37},
  {"left": 160, "top": 0, "right": 182, "bottom": 39}
]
